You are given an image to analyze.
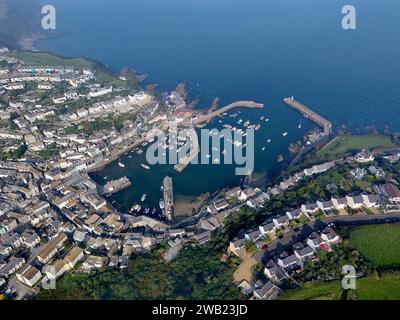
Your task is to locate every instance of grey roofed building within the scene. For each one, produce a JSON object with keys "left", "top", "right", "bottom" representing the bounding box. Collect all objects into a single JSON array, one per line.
[
  {"left": 73, "top": 228, "right": 88, "bottom": 243},
  {"left": 278, "top": 253, "right": 299, "bottom": 268},
  {"left": 352, "top": 195, "right": 364, "bottom": 205},
  {"left": 230, "top": 238, "right": 246, "bottom": 251},
  {"left": 259, "top": 222, "right": 276, "bottom": 234},
  {"left": 301, "top": 203, "right": 318, "bottom": 212},
  {"left": 253, "top": 280, "right": 278, "bottom": 300},
  {"left": 273, "top": 215, "right": 290, "bottom": 227},
  {"left": 335, "top": 197, "right": 347, "bottom": 205},
  {"left": 321, "top": 227, "right": 338, "bottom": 241},
  {"left": 307, "top": 232, "right": 323, "bottom": 248},
  {"left": 245, "top": 230, "right": 262, "bottom": 242},
  {"left": 295, "top": 245, "right": 314, "bottom": 259},
  {"left": 287, "top": 208, "right": 302, "bottom": 220},
  {"left": 264, "top": 260, "right": 287, "bottom": 283},
  {"left": 317, "top": 200, "right": 334, "bottom": 210}
]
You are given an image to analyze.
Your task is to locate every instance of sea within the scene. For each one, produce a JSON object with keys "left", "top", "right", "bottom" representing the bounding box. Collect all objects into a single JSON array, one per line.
[{"left": 35, "top": 0, "right": 400, "bottom": 215}]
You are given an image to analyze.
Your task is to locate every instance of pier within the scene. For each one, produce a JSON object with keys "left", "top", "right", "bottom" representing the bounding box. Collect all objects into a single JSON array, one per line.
[
  {"left": 283, "top": 97, "right": 332, "bottom": 136},
  {"left": 194, "top": 100, "right": 264, "bottom": 126},
  {"left": 174, "top": 128, "right": 200, "bottom": 173}
]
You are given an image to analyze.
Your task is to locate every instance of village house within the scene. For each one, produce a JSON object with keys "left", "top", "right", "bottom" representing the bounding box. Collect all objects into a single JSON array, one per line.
[
  {"left": 253, "top": 280, "right": 281, "bottom": 300},
  {"left": 354, "top": 150, "right": 375, "bottom": 163},
  {"left": 16, "top": 264, "right": 42, "bottom": 287}
]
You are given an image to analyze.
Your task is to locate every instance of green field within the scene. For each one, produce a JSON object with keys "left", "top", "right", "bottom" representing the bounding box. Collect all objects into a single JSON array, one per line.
[
  {"left": 350, "top": 224, "right": 400, "bottom": 269},
  {"left": 8, "top": 51, "right": 95, "bottom": 68},
  {"left": 279, "top": 281, "right": 342, "bottom": 300},
  {"left": 316, "top": 135, "right": 398, "bottom": 161},
  {"left": 280, "top": 275, "right": 400, "bottom": 300}
]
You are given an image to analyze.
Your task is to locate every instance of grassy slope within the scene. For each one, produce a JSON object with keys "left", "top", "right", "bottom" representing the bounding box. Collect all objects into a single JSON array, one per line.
[
  {"left": 316, "top": 135, "right": 398, "bottom": 161},
  {"left": 280, "top": 275, "right": 400, "bottom": 300},
  {"left": 279, "top": 281, "right": 342, "bottom": 300},
  {"left": 8, "top": 51, "right": 95, "bottom": 68},
  {"left": 350, "top": 224, "right": 400, "bottom": 269}
]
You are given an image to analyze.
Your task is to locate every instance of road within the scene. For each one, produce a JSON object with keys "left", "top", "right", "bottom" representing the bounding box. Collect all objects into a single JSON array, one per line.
[{"left": 254, "top": 212, "right": 400, "bottom": 264}]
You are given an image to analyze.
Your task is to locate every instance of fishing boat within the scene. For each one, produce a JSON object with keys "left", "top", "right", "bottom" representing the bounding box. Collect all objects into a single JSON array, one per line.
[
  {"left": 141, "top": 164, "right": 151, "bottom": 170},
  {"left": 118, "top": 161, "right": 125, "bottom": 168},
  {"left": 282, "top": 132, "right": 288, "bottom": 137},
  {"left": 141, "top": 194, "right": 147, "bottom": 202}
]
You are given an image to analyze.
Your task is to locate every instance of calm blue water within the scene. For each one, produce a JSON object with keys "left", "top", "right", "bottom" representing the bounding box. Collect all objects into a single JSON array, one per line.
[{"left": 36, "top": 0, "right": 400, "bottom": 212}]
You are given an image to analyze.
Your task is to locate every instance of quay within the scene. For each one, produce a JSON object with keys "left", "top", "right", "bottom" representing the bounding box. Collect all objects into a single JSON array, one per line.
[
  {"left": 174, "top": 128, "right": 199, "bottom": 173},
  {"left": 103, "top": 176, "right": 131, "bottom": 195},
  {"left": 194, "top": 100, "right": 264, "bottom": 126},
  {"left": 283, "top": 97, "right": 332, "bottom": 135},
  {"left": 163, "top": 176, "right": 174, "bottom": 221}
]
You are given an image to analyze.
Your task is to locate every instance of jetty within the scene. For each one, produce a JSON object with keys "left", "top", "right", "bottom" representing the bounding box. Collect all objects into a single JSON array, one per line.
[
  {"left": 283, "top": 97, "right": 332, "bottom": 136},
  {"left": 174, "top": 128, "right": 199, "bottom": 173},
  {"left": 194, "top": 101, "right": 264, "bottom": 126}
]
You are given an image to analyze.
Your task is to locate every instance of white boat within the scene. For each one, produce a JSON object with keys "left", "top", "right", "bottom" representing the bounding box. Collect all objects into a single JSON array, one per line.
[
  {"left": 282, "top": 132, "right": 288, "bottom": 137},
  {"left": 205, "top": 154, "right": 211, "bottom": 159},
  {"left": 222, "top": 149, "right": 227, "bottom": 155},
  {"left": 265, "top": 118, "right": 269, "bottom": 122},
  {"left": 159, "top": 200, "right": 165, "bottom": 209},
  {"left": 141, "top": 164, "right": 151, "bottom": 170},
  {"left": 267, "top": 139, "right": 272, "bottom": 143},
  {"left": 261, "top": 147, "right": 266, "bottom": 151},
  {"left": 260, "top": 116, "right": 264, "bottom": 121},
  {"left": 298, "top": 122, "right": 302, "bottom": 129},
  {"left": 141, "top": 194, "right": 147, "bottom": 202},
  {"left": 103, "top": 176, "right": 107, "bottom": 180},
  {"left": 118, "top": 162, "right": 125, "bottom": 168}
]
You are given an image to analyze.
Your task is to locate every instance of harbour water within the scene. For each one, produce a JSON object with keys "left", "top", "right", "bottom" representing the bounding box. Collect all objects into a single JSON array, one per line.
[{"left": 36, "top": 0, "right": 400, "bottom": 213}]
